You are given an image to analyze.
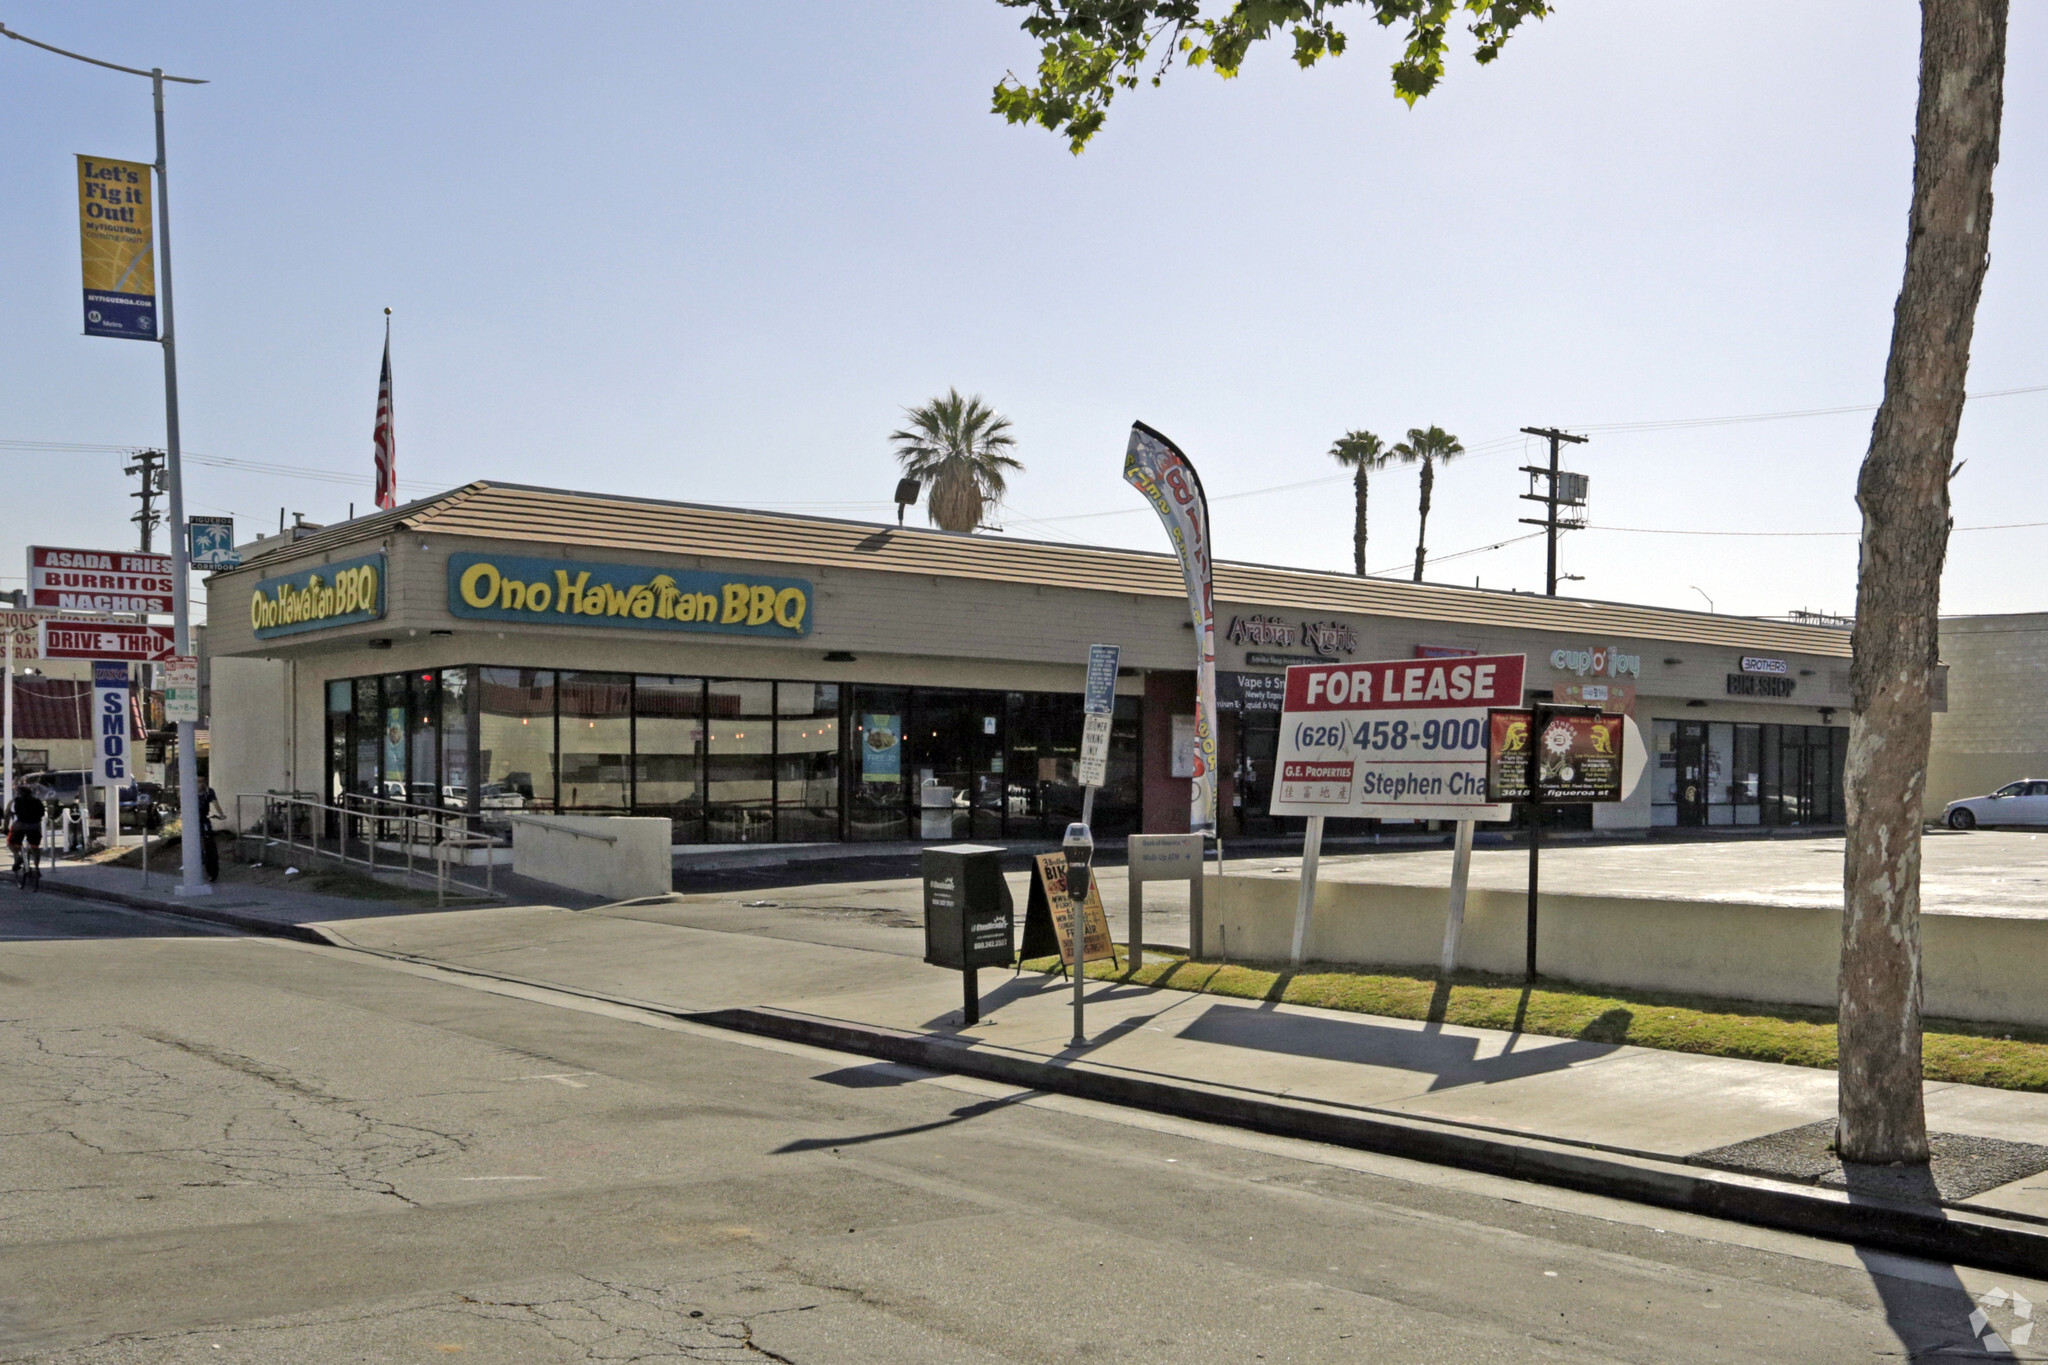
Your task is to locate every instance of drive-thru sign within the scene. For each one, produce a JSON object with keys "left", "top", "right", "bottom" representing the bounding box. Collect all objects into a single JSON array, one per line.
[{"left": 1270, "top": 654, "right": 1526, "bottom": 822}]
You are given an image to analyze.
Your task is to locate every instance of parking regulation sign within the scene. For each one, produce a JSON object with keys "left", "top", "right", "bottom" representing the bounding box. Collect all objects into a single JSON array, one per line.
[{"left": 1270, "top": 653, "right": 1526, "bottom": 821}]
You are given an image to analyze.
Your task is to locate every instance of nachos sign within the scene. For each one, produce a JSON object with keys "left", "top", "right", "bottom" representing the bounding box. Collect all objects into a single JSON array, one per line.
[{"left": 1270, "top": 654, "right": 1526, "bottom": 822}]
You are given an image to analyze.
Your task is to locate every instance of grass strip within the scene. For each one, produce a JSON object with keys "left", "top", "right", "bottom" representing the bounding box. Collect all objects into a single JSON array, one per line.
[{"left": 1021, "top": 951, "right": 2048, "bottom": 1093}]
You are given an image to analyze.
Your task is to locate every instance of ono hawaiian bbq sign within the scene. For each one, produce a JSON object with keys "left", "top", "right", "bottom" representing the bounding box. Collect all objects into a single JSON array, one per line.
[{"left": 1269, "top": 653, "right": 1525, "bottom": 822}]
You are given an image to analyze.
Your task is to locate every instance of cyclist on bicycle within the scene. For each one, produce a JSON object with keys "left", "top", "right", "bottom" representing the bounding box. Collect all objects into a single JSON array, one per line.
[{"left": 7, "top": 784, "right": 45, "bottom": 875}]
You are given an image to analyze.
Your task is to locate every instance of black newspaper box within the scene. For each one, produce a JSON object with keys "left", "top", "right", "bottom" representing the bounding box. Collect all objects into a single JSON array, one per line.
[{"left": 922, "top": 844, "right": 1014, "bottom": 971}]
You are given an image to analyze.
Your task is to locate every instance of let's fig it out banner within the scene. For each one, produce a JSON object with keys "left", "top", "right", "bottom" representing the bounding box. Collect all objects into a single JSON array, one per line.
[{"left": 77, "top": 155, "right": 156, "bottom": 340}]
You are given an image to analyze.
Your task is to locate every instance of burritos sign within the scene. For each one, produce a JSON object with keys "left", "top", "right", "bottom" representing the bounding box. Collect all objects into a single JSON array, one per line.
[
  {"left": 1270, "top": 653, "right": 1525, "bottom": 822},
  {"left": 449, "top": 553, "right": 812, "bottom": 638},
  {"left": 29, "top": 546, "right": 174, "bottom": 614}
]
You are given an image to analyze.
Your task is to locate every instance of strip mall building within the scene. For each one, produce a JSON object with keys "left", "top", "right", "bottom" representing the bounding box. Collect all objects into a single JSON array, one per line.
[{"left": 205, "top": 482, "right": 1864, "bottom": 842}]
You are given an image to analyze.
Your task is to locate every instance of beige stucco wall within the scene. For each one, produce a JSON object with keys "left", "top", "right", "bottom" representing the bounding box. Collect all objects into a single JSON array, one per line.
[
  {"left": 208, "top": 655, "right": 295, "bottom": 827},
  {"left": 1929, "top": 613, "right": 2048, "bottom": 810},
  {"left": 1209, "top": 873, "right": 2048, "bottom": 1028},
  {"left": 510, "top": 815, "right": 671, "bottom": 900},
  {"left": 200, "top": 522, "right": 1862, "bottom": 835}
]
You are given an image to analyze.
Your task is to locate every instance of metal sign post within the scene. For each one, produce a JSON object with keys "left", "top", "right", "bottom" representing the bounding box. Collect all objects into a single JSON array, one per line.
[
  {"left": 1486, "top": 705, "right": 1630, "bottom": 981},
  {"left": 0, "top": 23, "right": 210, "bottom": 895},
  {"left": 1270, "top": 653, "right": 1527, "bottom": 970},
  {"left": 1439, "top": 817, "right": 1477, "bottom": 975},
  {"left": 1127, "top": 832, "right": 1203, "bottom": 968},
  {"left": 1068, "top": 643, "right": 1120, "bottom": 1044}
]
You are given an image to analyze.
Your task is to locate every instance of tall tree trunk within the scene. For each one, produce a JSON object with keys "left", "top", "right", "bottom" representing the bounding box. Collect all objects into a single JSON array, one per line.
[
  {"left": 1412, "top": 458, "right": 1433, "bottom": 582},
  {"left": 1353, "top": 467, "right": 1368, "bottom": 576},
  {"left": 1838, "top": 0, "right": 2005, "bottom": 1166}
]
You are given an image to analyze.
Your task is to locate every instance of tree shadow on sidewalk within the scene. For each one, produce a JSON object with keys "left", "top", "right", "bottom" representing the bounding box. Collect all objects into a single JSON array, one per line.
[{"left": 1852, "top": 1163, "right": 2019, "bottom": 1361}]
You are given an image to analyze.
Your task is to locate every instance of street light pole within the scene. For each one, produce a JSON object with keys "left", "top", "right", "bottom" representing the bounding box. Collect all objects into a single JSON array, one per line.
[{"left": 0, "top": 24, "right": 211, "bottom": 895}]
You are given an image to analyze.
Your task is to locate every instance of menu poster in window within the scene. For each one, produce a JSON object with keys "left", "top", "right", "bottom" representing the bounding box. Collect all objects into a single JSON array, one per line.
[
  {"left": 861, "top": 713, "right": 901, "bottom": 783},
  {"left": 383, "top": 707, "right": 406, "bottom": 792}
]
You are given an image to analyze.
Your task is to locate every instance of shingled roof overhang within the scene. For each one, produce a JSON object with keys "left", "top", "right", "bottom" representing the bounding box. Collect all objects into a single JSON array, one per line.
[{"left": 235, "top": 482, "right": 1853, "bottom": 658}]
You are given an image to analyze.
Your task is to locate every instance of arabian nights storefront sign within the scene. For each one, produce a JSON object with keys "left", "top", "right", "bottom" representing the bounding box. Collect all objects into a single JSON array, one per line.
[{"left": 448, "top": 553, "right": 812, "bottom": 637}]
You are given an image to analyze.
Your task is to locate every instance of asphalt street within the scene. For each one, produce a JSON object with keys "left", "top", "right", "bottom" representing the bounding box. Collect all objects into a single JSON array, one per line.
[{"left": 0, "top": 882, "right": 2038, "bottom": 1362}]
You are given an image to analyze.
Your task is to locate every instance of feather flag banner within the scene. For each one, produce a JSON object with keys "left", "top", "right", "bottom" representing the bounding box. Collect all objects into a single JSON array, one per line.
[{"left": 1123, "top": 421, "right": 1218, "bottom": 836}]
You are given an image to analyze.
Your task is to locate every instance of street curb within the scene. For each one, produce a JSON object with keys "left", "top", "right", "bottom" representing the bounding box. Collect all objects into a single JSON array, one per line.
[
  {"left": 690, "top": 1004, "right": 2048, "bottom": 1279},
  {"left": 33, "top": 876, "right": 330, "bottom": 944}
]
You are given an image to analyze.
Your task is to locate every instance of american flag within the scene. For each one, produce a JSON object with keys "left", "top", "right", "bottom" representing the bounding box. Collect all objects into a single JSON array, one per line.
[{"left": 372, "top": 327, "right": 396, "bottom": 509}]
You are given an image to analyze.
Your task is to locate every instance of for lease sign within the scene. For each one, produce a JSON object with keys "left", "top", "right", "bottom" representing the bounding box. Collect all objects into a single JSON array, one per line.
[{"left": 1270, "top": 654, "right": 1525, "bottom": 821}]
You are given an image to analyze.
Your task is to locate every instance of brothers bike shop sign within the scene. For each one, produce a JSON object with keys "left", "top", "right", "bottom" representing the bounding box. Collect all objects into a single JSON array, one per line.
[
  {"left": 449, "top": 553, "right": 812, "bottom": 638},
  {"left": 250, "top": 553, "right": 387, "bottom": 640},
  {"left": 1727, "top": 672, "right": 1797, "bottom": 698}
]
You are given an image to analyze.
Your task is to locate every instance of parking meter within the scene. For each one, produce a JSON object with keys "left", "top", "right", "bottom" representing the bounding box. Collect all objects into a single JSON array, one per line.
[{"left": 1062, "top": 822, "right": 1094, "bottom": 902}]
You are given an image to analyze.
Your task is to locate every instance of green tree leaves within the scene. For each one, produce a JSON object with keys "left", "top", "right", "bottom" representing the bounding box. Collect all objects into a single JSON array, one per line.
[{"left": 993, "top": 0, "right": 1552, "bottom": 152}]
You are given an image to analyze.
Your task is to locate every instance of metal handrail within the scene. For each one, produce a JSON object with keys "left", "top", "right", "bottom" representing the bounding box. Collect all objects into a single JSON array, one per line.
[
  {"left": 233, "top": 792, "right": 500, "bottom": 904},
  {"left": 502, "top": 813, "right": 620, "bottom": 845}
]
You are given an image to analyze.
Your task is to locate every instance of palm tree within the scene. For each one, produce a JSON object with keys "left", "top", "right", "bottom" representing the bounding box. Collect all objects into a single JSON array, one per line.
[
  {"left": 1390, "top": 426, "right": 1465, "bottom": 582},
  {"left": 1327, "top": 429, "right": 1392, "bottom": 576},
  {"left": 889, "top": 389, "right": 1022, "bottom": 533}
]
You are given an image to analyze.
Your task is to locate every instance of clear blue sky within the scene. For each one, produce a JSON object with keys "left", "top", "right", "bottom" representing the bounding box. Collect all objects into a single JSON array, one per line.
[{"left": 2, "top": 2, "right": 2042, "bottom": 621}]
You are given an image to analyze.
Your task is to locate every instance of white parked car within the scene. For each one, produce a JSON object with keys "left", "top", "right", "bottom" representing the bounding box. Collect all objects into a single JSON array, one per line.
[{"left": 1944, "top": 780, "right": 2048, "bottom": 830}]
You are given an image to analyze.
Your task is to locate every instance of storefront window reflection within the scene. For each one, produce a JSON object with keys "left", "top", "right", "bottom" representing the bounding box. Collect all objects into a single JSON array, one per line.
[
  {"left": 439, "top": 667, "right": 471, "bottom": 807},
  {"left": 558, "top": 671, "right": 630, "bottom": 810},
  {"left": 478, "top": 668, "right": 555, "bottom": 813},
  {"left": 776, "top": 683, "right": 840, "bottom": 842},
  {"left": 636, "top": 676, "right": 705, "bottom": 842},
  {"left": 707, "top": 680, "right": 775, "bottom": 842},
  {"left": 324, "top": 667, "right": 1136, "bottom": 846}
]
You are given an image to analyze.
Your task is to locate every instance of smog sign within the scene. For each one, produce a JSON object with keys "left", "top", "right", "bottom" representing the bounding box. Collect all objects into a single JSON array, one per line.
[{"left": 1269, "top": 653, "right": 1525, "bottom": 822}]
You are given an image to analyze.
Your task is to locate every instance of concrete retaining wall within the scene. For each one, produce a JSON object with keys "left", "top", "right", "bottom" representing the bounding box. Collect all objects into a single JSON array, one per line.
[
  {"left": 511, "top": 816, "right": 671, "bottom": 901},
  {"left": 1206, "top": 874, "right": 2048, "bottom": 1029}
]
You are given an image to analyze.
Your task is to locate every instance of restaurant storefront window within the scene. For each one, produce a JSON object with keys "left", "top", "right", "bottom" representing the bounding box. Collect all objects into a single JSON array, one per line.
[
  {"left": 479, "top": 667, "right": 556, "bottom": 812},
  {"left": 635, "top": 675, "right": 706, "bottom": 843},
  {"left": 776, "top": 682, "right": 841, "bottom": 843},
  {"left": 558, "top": 671, "right": 631, "bottom": 811},
  {"left": 323, "top": 667, "right": 1135, "bottom": 845}
]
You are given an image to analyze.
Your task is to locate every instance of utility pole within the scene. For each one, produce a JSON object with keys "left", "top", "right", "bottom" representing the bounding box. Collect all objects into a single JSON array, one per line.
[
  {"left": 1518, "top": 427, "right": 1589, "bottom": 596},
  {"left": 126, "top": 448, "right": 166, "bottom": 551}
]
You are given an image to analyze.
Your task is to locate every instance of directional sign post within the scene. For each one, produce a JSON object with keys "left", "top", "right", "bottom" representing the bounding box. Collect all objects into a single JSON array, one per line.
[
  {"left": 38, "top": 620, "right": 178, "bottom": 662},
  {"left": 1270, "top": 654, "right": 1526, "bottom": 968},
  {"left": 1077, "top": 644, "right": 1120, "bottom": 794},
  {"left": 1070, "top": 643, "right": 1119, "bottom": 1043}
]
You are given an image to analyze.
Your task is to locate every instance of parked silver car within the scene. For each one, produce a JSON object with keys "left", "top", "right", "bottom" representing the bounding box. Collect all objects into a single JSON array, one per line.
[{"left": 1944, "top": 780, "right": 2048, "bottom": 830}]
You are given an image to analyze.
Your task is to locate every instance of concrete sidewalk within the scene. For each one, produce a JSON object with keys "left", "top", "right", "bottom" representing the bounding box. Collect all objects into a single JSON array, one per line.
[
  {"left": 301, "top": 894, "right": 2048, "bottom": 1224},
  {"left": 30, "top": 858, "right": 603, "bottom": 940},
  {"left": 38, "top": 864, "right": 2048, "bottom": 1269}
]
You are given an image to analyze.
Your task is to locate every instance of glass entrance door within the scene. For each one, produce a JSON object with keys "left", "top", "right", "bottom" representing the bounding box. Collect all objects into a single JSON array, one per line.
[{"left": 1675, "top": 720, "right": 1708, "bottom": 826}]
